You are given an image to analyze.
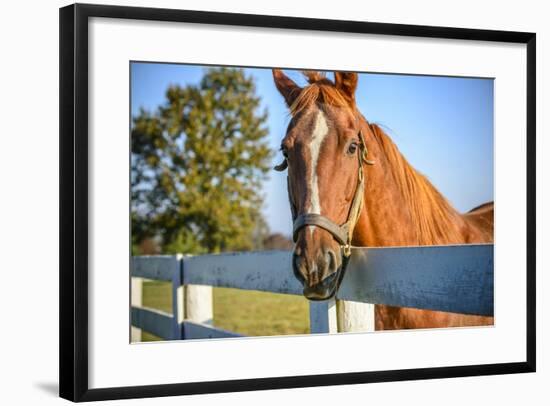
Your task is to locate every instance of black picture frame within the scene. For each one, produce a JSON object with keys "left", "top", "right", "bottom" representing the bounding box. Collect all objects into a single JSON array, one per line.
[{"left": 59, "top": 3, "right": 536, "bottom": 402}]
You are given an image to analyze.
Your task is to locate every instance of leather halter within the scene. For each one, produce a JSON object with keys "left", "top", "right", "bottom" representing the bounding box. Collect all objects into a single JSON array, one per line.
[{"left": 275, "top": 129, "right": 374, "bottom": 257}]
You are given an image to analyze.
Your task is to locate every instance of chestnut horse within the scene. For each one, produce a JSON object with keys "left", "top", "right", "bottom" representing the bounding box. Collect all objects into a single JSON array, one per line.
[{"left": 272, "top": 69, "right": 493, "bottom": 329}]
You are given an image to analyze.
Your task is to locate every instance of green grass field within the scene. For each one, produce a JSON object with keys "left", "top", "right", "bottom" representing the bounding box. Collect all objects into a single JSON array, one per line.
[{"left": 140, "top": 281, "right": 310, "bottom": 341}]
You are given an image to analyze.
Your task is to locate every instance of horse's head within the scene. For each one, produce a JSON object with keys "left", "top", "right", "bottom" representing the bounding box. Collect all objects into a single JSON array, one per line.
[{"left": 273, "top": 70, "right": 371, "bottom": 300}]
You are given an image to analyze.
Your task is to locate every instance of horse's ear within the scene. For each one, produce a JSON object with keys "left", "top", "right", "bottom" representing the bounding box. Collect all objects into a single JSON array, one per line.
[
  {"left": 334, "top": 72, "right": 358, "bottom": 102},
  {"left": 272, "top": 69, "right": 302, "bottom": 108}
]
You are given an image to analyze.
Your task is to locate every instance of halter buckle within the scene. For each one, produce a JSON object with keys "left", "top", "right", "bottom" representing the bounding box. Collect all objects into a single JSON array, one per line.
[{"left": 342, "top": 244, "right": 352, "bottom": 257}]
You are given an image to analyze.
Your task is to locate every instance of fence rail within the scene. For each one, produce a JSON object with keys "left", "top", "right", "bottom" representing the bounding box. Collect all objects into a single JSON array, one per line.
[{"left": 130, "top": 244, "right": 493, "bottom": 341}]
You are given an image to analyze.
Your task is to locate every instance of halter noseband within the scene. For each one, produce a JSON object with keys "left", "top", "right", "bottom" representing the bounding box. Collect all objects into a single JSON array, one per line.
[{"left": 275, "top": 129, "right": 374, "bottom": 258}]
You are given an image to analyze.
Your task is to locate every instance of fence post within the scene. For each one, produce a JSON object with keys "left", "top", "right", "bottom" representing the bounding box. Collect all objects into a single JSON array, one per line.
[
  {"left": 181, "top": 255, "right": 214, "bottom": 329},
  {"left": 336, "top": 300, "right": 376, "bottom": 332},
  {"left": 309, "top": 298, "right": 338, "bottom": 334},
  {"left": 172, "top": 254, "right": 184, "bottom": 340},
  {"left": 130, "top": 277, "right": 143, "bottom": 342},
  {"left": 185, "top": 285, "right": 213, "bottom": 324}
]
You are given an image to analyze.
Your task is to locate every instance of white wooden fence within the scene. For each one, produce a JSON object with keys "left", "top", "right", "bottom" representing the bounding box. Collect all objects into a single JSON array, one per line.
[{"left": 131, "top": 244, "right": 494, "bottom": 341}]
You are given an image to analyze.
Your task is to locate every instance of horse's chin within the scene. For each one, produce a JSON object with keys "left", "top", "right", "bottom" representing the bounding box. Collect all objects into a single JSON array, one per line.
[{"left": 302, "top": 269, "right": 341, "bottom": 301}]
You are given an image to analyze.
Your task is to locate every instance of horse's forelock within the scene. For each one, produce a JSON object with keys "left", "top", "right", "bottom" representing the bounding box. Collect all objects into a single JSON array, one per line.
[
  {"left": 303, "top": 70, "right": 326, "bottom": 84},
  {"left": 289, "top": 79, "right": 356, "bottom": 116}
]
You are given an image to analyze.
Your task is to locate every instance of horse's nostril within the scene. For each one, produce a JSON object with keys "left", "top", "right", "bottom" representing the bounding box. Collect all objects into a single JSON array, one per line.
[
  {"left": 292, "top": 254, "right": 306, "bottom": 284},
  {"left": 326, "top": 250, "right": 337, "bottom": 271},
  {"left": 293, "top": 254, "right": 300, "bottom": 270}
]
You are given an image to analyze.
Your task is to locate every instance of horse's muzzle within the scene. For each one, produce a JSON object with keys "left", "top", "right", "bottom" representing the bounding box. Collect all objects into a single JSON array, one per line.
[
  {"left": 302, "top": 271, "right": 340, "bottom": 300},
  {"left": 292, "top": 239, "right": 345, "bottom": 301}
]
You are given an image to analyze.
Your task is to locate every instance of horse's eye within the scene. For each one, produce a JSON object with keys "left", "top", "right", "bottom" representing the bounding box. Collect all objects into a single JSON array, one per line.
[
  {"left": 281, "top": 147, "right": 289, "bottom": 159},
  {"left": 347, "top": 142, "right": 358, "bottom": 155}
]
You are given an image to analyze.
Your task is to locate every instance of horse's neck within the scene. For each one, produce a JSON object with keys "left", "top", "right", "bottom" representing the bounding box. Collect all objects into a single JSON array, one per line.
[{"left": 353, "top": 121, "right": 468, "bottom": 247}]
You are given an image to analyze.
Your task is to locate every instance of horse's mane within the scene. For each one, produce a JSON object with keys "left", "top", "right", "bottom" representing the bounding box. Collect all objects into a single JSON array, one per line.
[
  {"left": 369, "top": 123, "right": 465, "bottom": 245},
  {"left": 289, "top": 72, "right": 356, "bottom": 116}
]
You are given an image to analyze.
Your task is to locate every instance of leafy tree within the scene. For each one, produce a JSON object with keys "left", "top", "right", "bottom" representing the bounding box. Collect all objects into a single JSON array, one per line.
[{"left": 131, "top": 67, "right": 272, "bottom": 254}]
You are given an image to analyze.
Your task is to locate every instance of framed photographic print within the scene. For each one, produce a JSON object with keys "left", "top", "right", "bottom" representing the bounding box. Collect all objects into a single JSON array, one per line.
[{"left": 59, "top": 3, "right": 536, "bottom": 402}]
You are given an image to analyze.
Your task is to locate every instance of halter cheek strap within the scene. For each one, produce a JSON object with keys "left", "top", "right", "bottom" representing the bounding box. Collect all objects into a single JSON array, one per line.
[{"left": 276, "top": 129, "right": 374, "bottom": 258}]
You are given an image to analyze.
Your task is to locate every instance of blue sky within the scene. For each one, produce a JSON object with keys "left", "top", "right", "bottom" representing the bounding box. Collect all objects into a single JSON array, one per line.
[{"left": 131, "top": 63, "right": 494, "bottom": 237}]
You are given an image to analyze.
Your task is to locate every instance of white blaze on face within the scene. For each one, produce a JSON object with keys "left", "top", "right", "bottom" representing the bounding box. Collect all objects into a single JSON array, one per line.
[{"left": 307, "top": 111, "right": 329, "bottom": 235}]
